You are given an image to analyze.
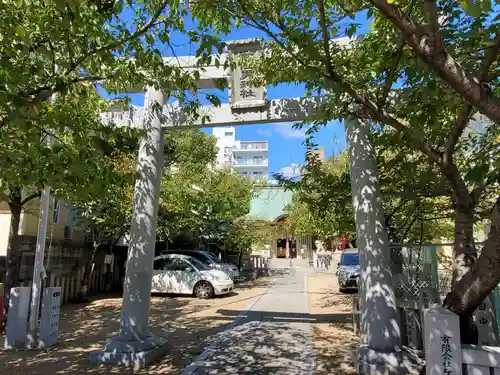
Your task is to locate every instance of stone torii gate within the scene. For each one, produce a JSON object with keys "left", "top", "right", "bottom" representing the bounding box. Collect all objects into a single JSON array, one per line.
[{"left": 91, "top": 38, "right": 418, "bottom": 374}]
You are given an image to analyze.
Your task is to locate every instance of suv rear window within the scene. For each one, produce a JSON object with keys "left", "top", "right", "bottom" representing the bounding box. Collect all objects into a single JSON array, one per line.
[{"left": 340, "top": 253, "right": 359, "bottom": 266}]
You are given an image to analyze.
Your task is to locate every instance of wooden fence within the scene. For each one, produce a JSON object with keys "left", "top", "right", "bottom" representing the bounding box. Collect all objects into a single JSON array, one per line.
[
  {"left": 46, "top": 266, "right": 107, "bottom": 304},
  {"left": 19, "top": 266, "right": 108, "bottom": 306}
]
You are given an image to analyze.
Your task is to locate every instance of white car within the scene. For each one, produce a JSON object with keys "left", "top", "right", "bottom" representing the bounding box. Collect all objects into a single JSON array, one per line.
[
  {"left": 151, "top": 254, "right": 234, "bottom": 299},
  {"left": 160, "top": 250, "right": 240, "bottom": 279}
]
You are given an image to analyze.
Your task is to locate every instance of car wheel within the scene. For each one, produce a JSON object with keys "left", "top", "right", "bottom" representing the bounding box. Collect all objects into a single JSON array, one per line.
[
  {"left": 338, "top": 280, "right": 346, "bottom": 293},
  {"left": 194, "top": 281, "right": 214, "bottom": 299}
]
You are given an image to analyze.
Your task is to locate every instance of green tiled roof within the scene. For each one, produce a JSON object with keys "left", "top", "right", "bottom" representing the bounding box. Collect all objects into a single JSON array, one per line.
[{"left": 248, "top": 186, "right": 293, "bottom": 222}]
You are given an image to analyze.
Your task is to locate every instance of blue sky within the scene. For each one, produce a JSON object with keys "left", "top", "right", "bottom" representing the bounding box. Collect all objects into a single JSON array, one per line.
[{"left": 111, "top": 12, "right": 373, "bottom": 177}]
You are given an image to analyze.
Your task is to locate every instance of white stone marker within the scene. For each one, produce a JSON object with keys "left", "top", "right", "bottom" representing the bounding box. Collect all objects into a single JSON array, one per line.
[
  {"left": 39, "top": 287, "right": 61, "bottom": 348},
  {"left": 473, "top": 295, "right": 499, "bottom": 346},
  {"left": 4, "top": 286, "right": 30, "bottom": 349},
  {"left": 424, "top": 305, "right": 462, "bottom": 375}
]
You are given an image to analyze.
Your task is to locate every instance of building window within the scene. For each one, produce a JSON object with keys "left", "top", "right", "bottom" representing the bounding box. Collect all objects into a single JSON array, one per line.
[
  {"left": 53, "top": 199, "right": 60, "bottom": 224},
  {"left": 241, "top": 172, "right": 248, "bottom": 175},
  {"left": 224, "top": 132, "right": 233, "bottom": 137},
  {"left": 253, "top": 156, "right": 264, "bottom": 164}
]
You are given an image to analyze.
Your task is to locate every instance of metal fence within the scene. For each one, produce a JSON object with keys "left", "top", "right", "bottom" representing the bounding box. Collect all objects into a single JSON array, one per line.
[{"left": 389, "top": 244, "right": 441, "bottom": 302}]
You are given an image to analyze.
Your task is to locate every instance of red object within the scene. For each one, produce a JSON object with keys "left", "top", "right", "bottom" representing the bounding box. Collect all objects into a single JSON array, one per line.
[{"left": 340, "top": 236, "right": 347, "bottom": 250}]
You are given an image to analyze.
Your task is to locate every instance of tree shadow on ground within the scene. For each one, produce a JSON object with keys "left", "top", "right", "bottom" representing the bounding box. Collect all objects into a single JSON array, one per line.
[
  {"left": 0, "top": 279, "right": 272, "bottom": 375},
  {"left": 307, "top": 273, "right": 359, "bottom": 374},
  {"left": 185, "top": 309, "right": 356, "bottom": 375},
  {"left": 313, "top": 321, "right": 358, "bottom": 375}
]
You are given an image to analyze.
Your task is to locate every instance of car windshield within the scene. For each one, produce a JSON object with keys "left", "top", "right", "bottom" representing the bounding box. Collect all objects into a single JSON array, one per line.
[
  {"left": 186, "top": 256, "right": 211, "bottom": 271},
  {"left": 205, "top": 252, "right": 223, "bottom": 264},
  {"left": 341, "top": 253, "right": 359, "bottom": 266}
]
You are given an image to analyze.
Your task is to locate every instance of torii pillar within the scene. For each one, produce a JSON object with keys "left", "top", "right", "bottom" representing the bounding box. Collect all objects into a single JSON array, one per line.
[
  {"left": 345, "top": 117, "right": 424, "bottom": 374},
  {"left": 91, "top": 87, "right": 167, "bottom": 369}
]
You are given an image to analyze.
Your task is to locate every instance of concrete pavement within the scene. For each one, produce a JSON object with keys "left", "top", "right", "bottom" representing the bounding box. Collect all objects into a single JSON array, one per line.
[{"left": 182, "top": 263, "right": 316, "bottom": 375}]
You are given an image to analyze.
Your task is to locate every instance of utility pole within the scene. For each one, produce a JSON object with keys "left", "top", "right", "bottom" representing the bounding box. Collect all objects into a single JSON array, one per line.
[{"left": 28, "top": 187, "right": 51, "bottom": 347}]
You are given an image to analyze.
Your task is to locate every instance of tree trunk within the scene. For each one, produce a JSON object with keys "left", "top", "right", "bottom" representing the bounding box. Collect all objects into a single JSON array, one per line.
[
  {"left": 76, "top": 241, "right": 99, "bottom": 302},
  {"left": 4, "top": 187, "right": 23, "bottom": 312},
  {"left": 237, "top": 248, "right": 244, "bottom": 270},
  {"left": 443, "top": 196, "right": 500, "bottom": 316},
  {"left": 447, "top": 202, "right": 479, "bottom": 344},
  {"left": 452, "top": 205, "right": 477, "bottom": 284}
]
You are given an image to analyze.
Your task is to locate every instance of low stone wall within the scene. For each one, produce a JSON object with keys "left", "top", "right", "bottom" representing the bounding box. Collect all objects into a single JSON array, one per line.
[{"left": 462, "top": 345, "right": 500, "bottom": 374}]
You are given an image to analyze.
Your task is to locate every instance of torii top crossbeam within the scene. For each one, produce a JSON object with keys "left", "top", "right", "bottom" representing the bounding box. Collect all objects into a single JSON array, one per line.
[{"left": 100, "top": 37, "right": 354, "bottom": 129}]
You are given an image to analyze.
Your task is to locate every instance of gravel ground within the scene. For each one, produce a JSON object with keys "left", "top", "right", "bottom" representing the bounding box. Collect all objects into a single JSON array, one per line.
[
  {"left": 0, "top": 278, "right": 272, "bottom": 375},
  {"left": 307, "top": 272, "right": 359, "bottom": 375}
]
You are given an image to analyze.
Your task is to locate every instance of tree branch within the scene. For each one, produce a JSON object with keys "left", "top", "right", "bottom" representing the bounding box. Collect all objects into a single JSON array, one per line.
[
  {"left": 443, "top": 103, "right": 474, "bottom": 160},
  {"left": 478, "top": 32, "right": 500, "bottom": 82},
  {"left": 0, "top": 75, "right": 107, "bottom": 129},
  {"left": 471, "top": 170, "right": 500, "bottom": 204},
  {"left": 439, "top": 157, "right": 475, "bottom": 209},
  {"left": 442, "top": 32, "right": 500, "bottom": 158},
  {"left": 112, "top": 226, "right": 129, "bottom": 247},
  {"left": 67, "top": 0, "right": 170, "bottom": 74},
  {"left": 422, "top": 0, "right": 440, "bottom": 36},
  {"left": 402, "top": 213, "right": 419, "bottom": 240},
  {"left": 369, "top": 0, "right": 500, "bottom": 125},
  {"left": 377, "top": 0, "right": 416, "bottom": 108},
  {"left": 253, "top": 12, "right": 443, "bottom": 164},
  {"left": 21, "top": 191, "right": 41, "bottom": 206},
  {"left": 316, "top": 0, "right": 336, "bottom": 79},
  {"left": 386, "top": 197, "right": 409, "bottom": 224}
]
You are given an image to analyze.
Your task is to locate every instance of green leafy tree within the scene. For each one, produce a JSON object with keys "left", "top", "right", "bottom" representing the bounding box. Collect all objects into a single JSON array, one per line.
[
  {"left": 159, "top": 167, "right": 253, "bottom": 251},
  {"left": 279, "top": 149, "right": 454, "bottom": 245},
  {"left": 67, "top": 150, "right": 137, "bottom": 300},
  {"left": 192, "top": 0, "right": 499, "bottom": 329},
  {"left": 0, "top": 85, "right": 130, "bottom": 296},
  {"left": 0, "top": 0, "right": 223, "bottom": 131},
  {"left": 66, "top": 127, "right": 217, "bottom": 299},
  {"left": 225, "top": 217, "right": 274, "bottom": 267},
  {"left": 0, "top": 0, "right": 228, "bottom": 301}
]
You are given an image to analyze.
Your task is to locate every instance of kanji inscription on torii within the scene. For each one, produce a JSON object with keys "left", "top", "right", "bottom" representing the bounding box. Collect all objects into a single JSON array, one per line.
[{"left": 227, "top": 39, "right": 267, "bottom": 110}]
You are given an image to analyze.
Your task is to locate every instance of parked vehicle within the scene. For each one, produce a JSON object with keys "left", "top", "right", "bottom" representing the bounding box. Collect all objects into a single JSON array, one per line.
[
  {"left": 160, "top": 250, "right": 240, "bottom": 279},
  {"left": 152, "top": 254, "right": 234, "bottom": 299},
  {"left": 336, "top": 248, "right": 360, "bottom": 293}
]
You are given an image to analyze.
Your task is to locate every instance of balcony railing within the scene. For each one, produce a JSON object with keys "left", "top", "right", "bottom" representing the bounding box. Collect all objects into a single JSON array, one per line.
[
  {"left": 234, "top": 142, "right": 268, "bottom": 151},
  {"left": 242, "top": 174, "right": 268, "bottom": 181},
  {"left": 233, "top": 159, "right": 268, "bottom": 166}
]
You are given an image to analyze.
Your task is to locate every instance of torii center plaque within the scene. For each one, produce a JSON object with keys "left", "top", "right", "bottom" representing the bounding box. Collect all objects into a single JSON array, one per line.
[{"left": 227, "top": 39, "right": 267, "bottom": 110}]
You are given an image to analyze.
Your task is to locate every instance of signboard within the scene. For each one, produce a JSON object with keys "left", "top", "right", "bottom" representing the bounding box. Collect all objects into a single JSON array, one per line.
[
  {"left": 39, "top": 287, "right": 61, "bottom": 348},
  {"left": 473, "top": 296, "right": 499, "bottom": 346},
  {"left": 424, "top": 305, "right": 461, "bottom": 375},
  {"left": 227, "top": 39, "right": 267, "bottom": 110},
  {"left": 4, "top": 286, "right": 30, "bottom": 349}
]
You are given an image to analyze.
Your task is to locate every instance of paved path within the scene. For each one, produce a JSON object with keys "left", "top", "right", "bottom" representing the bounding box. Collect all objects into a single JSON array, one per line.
[{"left": 182, "top": 265, "right": 315, "bottom": 375}]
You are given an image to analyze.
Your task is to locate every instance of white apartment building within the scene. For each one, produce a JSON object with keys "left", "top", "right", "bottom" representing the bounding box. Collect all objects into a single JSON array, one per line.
[{"left": 212, "top": 126, "right": 269, "bottom": 181}]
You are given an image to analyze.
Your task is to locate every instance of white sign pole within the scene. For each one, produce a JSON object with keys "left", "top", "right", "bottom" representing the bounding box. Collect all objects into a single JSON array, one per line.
[{"left": 28, "top": 186, "right": 51, "bottom": 347}]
